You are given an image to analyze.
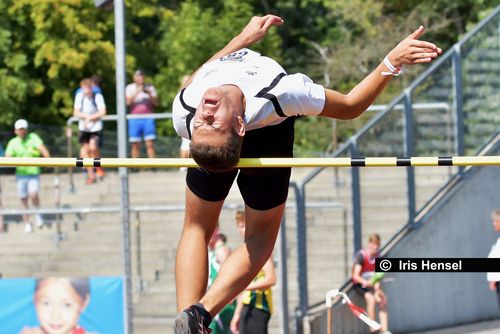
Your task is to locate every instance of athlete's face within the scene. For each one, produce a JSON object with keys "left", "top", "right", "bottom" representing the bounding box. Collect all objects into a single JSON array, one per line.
[
  {"left": 235, "top": 212, "right": 245, "bottom": 239},
  {"left": 493, "top": 214, "right": 500, "bottom": 233},
  {"left": 35, "top": 278, "right": 87, "bottom": 334},
  {"left": 236, "top": 221, "right": 245, "bottom": 239},
  {"left": 192, "top": 86, "right": 245, "bottom": 147},
  {"left": 15, "top": 128, "right": 27, "bottom": 139},
  {"left": 367, "top": 242, "right": 380, "bottom": 257},
  {"left": 82, "top": 84, "right": 92, "bottom": 97}
]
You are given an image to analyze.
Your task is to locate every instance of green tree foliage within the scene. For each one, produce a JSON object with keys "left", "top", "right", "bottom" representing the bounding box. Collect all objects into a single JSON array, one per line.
[{"left": 1, "top": 0, "right": 115, "bottom": 127}]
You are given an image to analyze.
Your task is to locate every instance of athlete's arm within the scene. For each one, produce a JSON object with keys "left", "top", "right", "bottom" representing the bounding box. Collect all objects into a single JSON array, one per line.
[
  {"left": 215, "top": 244, "right": 231, "bottom": 265},
  {"left": 320, "top": 26, "right": 442, "bottom": 120},
  {"left": 245, "top": 256, "right": 276, "bottom": 291},
  {"left": 38, "top": 144, "right": 50, "bottom": 158},
  {"left": 181, "top": 14, "right": 284, "bottom": 89},
  {"left": 352, "top": 264, "right": 372, "bottom": 288},
  {"left": 230, "top": 295, "right": 245, "bottom": 334}
]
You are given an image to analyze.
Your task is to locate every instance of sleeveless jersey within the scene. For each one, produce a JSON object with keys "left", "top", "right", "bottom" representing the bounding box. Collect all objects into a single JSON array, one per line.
[
  {"left": 241, "top": 269, "right": 273, "bottom": 314},
  {"left": 172, "top": 48, "right": 325, "bottom": 140}
]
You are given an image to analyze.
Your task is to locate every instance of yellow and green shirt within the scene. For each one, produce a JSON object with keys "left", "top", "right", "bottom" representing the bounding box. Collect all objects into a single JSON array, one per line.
[
  {"left": 241, "top": 269, "right": 273, "bottom": 314},
  {"left": 5, "top": 133, "right": 43, "bottom": 175}
]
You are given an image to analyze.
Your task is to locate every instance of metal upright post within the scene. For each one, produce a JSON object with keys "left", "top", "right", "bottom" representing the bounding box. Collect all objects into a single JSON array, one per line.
[
  {"left": 350, "top": 141, "right": 362, "bottom": 252},
  {"left": 277, "top": 215, "right": 290, "bottom": 334},
  {"left": 291, "top": 181, "right": 308, "bottom": 334},
  {"left": 403, "top": 91, "right": 416, "bottom": 224},
  {"left": 114, "top": 0, "right": 133, "bottom": 333},
  {"left": 452, "top": 45, "right": 465, "bottom": 171}
]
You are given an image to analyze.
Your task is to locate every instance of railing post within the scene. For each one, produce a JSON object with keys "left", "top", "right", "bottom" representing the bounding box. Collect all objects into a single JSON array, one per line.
[
  {"left": 350, "top": 141, "right": 362, "bottom": 252},
  {"left": 66, "top": 125, "right": 75, "bottom": 192},
  {"left": 403, "top": 90, "right": 416, "bottom": 224},
  {"left": 114, "top": 0, "right": 133, "bottom": 333},
  {"left": 292, "top": 181, "right": 308, "bottom": 334},
  {"left": 452, "top": 45, "right": 465, "bottom": 171},
  {"left": 135, "top": 211, "right": 143, "bottom": 291},
  {"left": 277, "top": 215, "right": 290, "bottom": 334}
]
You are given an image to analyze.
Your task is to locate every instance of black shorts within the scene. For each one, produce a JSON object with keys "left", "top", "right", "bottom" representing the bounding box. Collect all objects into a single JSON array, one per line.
[
  {"left": 239, "top": 305, "right": 271, "bottom": 334},
  {"left": 79, "top": 131, "right": 103, "bottom": 147},
  {"left": 353, "top": 283, "right": 375, "bottom": 297},
  {"left": 186, "top": 117, "right": 295, "bottom": 210}
]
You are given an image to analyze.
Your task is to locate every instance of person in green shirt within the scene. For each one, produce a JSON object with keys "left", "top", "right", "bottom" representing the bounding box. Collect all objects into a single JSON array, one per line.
[
  {"left": 207, "top": 225, "right": 235, "bottom": 334},
  {"left": 5, "top": 119, "right": 50, "bottom": 233}
]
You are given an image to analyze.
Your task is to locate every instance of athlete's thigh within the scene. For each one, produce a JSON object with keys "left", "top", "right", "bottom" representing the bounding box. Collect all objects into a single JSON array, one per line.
[
  {"left": 243, "top": 202, "right": 285, "bottom": 243},
  {"left": 184, "top": 185, "right": 225, "bottom": 242}
]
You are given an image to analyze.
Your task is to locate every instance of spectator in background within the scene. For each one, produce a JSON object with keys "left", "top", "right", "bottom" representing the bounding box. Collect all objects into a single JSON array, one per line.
[
  {"left": 487, "top": 208, "right": 500, "bottom": 312},
  {"left": 74, "top": 78, "right": 106, "bottom": 185},
  {"left": 5, "top": 119, "right": 50, "bottom": 233},
  {"left": 75, "top": 74, "right": 103, "bottom": 96},
  {"left": 207, "top": 225, "right": 235, "bottom": 334},
  {"left": 126, "top": 69, "right": 159, "bottom": 159},
  {"left": 352, "top": 234, "right": 391, "bottom": 334},
  {"left": 179, "top": 137, "right": 191, "bottom": 172},
  {"left": 230, "top": 210, "right": 276, "bottom": 334}
]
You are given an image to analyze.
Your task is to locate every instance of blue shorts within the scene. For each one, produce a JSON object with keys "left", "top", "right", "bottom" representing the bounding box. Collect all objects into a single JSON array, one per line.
[
  {"left": 16, "top": 175, "right": 40, "bottom": 199},
  {"left": 128, "top": 118, "right": 156, "bottom": 143}
]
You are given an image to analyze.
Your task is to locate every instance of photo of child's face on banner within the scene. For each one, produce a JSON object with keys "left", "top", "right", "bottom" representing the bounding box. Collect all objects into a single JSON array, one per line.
[
  {"left": 24, "top": 277, "right": 91, "bottom": 334},
  {"left": 0, "top": 276, "right": 124, "bottom": 334}
]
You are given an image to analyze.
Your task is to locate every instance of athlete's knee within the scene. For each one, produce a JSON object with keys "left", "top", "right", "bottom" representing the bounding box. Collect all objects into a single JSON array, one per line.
[{"left": 364, "top": 292, "right": 375, "bottom": 304}]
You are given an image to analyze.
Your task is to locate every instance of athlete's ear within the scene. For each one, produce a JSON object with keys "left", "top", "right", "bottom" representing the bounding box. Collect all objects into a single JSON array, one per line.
[{"left": 236, "top": 115, "right": 245, "bottom": 137}]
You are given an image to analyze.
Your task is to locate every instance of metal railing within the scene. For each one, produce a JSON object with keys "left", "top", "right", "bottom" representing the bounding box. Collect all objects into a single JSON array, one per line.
[{"left": 66, "top": 112, "right": 173, "bottom": 192}]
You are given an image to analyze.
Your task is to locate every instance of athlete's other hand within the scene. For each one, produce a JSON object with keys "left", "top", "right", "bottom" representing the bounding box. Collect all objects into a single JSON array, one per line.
[
  {"left": 489, "top": 281, "right": 497, "bottom": 291},
  {"left": 387, "top": 26, "right": 442, "bottom": 68},
  {"left": 239, "top": 14, "right": 284, "bottom": 46},
  {"left": 230, "top": 314, "right": 240, "bottom": 334}
]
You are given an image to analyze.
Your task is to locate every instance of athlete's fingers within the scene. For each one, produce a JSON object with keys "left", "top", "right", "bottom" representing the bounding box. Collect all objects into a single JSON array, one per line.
[
  {"left": 407, "top": 25, "right": 424, "bottom": 40},
  {"left": 412, "top": 57, "right": 433, "bottom": 64},
  {"left": 262, "top": 14, "right": 284, "bottom": 31},
  {"left": 410, "top": 40, "right": 439, "bottom": 51}
]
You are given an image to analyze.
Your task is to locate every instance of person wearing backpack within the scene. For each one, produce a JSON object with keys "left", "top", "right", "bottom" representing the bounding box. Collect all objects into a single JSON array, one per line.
[{"left": 73, "top": 78, "right": 107, "bottom": 185}]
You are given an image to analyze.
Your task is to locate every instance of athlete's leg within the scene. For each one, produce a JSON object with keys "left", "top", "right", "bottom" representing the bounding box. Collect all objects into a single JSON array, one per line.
[
  {"left": 145, "top": 139, "right": 155, "bottom": 158},
  {"left": 200, "top": 203, "right": 284, "bottom": 316},
  {"left": 144, "top": 119, "right": 156, "bottom": 158},
  {"left": 364, "top": 292, "right": 377, "bottom": 333},
  {"left": 80, "top": 143, "right": 95, "bottom": 181},
  {"left": 130, "top": 142, "right": 140, "bottom": 159},
  {"left": 176, "top": 186, "right": 224, "bottom": 311},
  {"left": 377, "top": 290, "right": 388, "bottom": 332}
]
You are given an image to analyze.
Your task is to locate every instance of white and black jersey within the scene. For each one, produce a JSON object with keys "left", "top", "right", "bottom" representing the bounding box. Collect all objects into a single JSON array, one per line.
[{"left": 172, "top": 48, "right": 326, "bottom": 140}]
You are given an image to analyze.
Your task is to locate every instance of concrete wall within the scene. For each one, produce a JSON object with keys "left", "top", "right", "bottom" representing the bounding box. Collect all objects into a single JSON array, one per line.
[
  {"left": 384, "top": 162, "right": 500, "bottom": 333},
  {"left": 306, "top": 145, "right": 500, "bottom": 334}
]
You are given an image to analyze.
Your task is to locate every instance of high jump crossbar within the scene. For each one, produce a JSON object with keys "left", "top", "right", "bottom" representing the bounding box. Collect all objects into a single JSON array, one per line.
[{"left": 0, "top": 156, "right": 499, "bottom": 168}]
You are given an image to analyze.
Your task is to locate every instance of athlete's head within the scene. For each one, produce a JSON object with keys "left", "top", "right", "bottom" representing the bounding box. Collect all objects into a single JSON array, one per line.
[
  {"left": 366, "top": 233, "right": 381, "bottom": 257},
  {"left": 190, "top": 85, "right": 246, "bottom": 171},
  {"left": 235, "top": 210, "right": 245, "bottom": 238},
  {"left": 80, "top": 78, "right": 93, "bottom": 97},
  {"left": 492, "top": 208, "right": 500, "bottom": 233}
]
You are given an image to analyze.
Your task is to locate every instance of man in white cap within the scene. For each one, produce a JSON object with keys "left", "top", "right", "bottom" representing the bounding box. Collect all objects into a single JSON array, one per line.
[{"left": 5, "top": 119, "right": 50, "bottom": 233}]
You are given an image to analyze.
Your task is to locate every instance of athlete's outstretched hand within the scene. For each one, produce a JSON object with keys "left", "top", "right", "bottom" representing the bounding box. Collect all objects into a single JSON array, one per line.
[
  {"left": 238, "top": 14, "right": 284, "bottom": 47},
  {"left": 387, "top": 26, "right": 442, "bottom": 67}
]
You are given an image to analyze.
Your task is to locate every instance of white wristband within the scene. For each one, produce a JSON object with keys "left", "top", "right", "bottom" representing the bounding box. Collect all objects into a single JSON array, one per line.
[{"left": 381, "top": 56, "right": 403, "bottom": 76}]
